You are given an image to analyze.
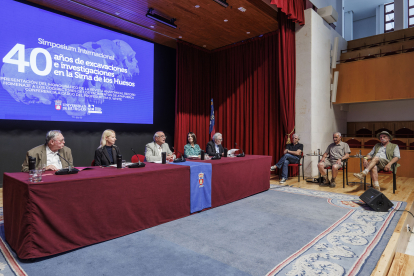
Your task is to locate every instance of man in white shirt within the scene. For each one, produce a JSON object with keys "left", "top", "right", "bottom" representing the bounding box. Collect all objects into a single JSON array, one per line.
[
  {"left": 144, "top": 131, "right": 174, "bottom": 162},
  {"left": 22, "top": 130, "right": 73, "bottom": 172}
]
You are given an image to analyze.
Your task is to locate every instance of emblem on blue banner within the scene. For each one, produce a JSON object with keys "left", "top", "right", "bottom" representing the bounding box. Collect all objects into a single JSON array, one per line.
[{"left": 198, "top": 172, "right": 204, "bottom": 187}]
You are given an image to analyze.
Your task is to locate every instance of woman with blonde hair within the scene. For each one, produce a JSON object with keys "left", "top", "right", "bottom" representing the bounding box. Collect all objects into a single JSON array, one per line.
[{"left": 94, "top": 129, "right": 121, "bottom": 166}]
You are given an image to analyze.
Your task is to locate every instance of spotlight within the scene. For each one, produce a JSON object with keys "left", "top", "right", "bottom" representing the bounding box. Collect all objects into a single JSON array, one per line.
[
  {"left": 213, "top": 0, "right": 228, "bottom": 8},
  {"left": 146, "top": 8, "right": 177, "bottom": 29}
]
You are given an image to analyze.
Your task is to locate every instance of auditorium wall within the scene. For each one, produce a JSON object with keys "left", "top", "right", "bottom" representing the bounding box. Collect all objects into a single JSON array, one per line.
[
  {"left": 296, "top": 8, "right": 348, "bottom": 177},
  {"left": 0, "top": 43, "right": 176, "bottom": 186},
  {"left": 346, "top": 99, "right": 414, "bottom": 123}
]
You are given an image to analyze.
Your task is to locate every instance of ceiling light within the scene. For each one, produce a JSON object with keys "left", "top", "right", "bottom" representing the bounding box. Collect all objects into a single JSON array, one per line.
[
  {"left": 203, "top": 45, "right": 206, "bottom": 47},
  {"left": 213, "top": 0, "right": 228, "bottom": 8},
  {"left": 150, "top": 25, "right": 154, "bottom": 28},
  {"left": 146, "top": 8, "right": 177, "bottom": 29},
  {"left": 224, "top": 19, "right": 228, "bottom": 22},
  {"left": 246, "top": 32, "right": 250, "bottom": 34},
  {"left": 238, "top": 7, "right": 246, "bottom": 12},
  {"left": 195, "top": 5, "right": 200, "bottom": 8},
  {"left": 179, "top": 36, "right": 182, "bottom": 38}
]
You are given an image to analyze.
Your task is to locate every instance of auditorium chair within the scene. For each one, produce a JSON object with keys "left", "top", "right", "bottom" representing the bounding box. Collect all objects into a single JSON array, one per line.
[
  {"left": 345, "top": 138, "right": 362, "bottom": 148},
  {"left": 410, "top": 142, "right": 414, "bottom": 150},
  {"left": 131, "top": 154, "right": 145, "bottom": 163},
  {"left": 374, "top": 128, "right": 393, "bottom": 137},
  {"left": 364, "top": 163, "right": 398, "bottom": 194},
  {"left": 278, "top": 152, "right": 304, "bottom": 183},
  {"left": 324, "top": 159, "right": 348, "bottom": 188},
  {"left": 395, "top": 128, "right": 414, "bottom": 138},
  {"left": 355, "top": 128, "right": 372, "bottom": 137},
  {"left": 363, "top": 139, "right": 380, "bottom": 149},
  {"left": 390, "top": 139, "right": 407, "bottom": 150}
]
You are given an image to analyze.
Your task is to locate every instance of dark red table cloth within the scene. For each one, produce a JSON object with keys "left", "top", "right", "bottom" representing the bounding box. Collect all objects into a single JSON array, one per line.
[{"left": 4, "top": 155, "right": 271, "bottom": 259}]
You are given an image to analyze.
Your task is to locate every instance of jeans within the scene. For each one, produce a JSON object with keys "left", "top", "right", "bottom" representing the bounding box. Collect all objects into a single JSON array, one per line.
[{"left": 276, "top": 153, "right": 300, "bottom": 179}]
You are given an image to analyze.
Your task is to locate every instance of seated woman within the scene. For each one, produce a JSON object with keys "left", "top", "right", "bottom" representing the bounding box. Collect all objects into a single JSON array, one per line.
[
  {"left": 184, "top": 132, "right": 201, "bottom": 157},
  {"left": 94, "top": 129, "right": 121, "bottom": 166}
]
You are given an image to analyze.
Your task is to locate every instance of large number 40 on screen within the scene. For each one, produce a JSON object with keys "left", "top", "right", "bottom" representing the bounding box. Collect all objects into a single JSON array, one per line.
[{"left": 2, "top": 43, "right": 52, "bottom": 76}]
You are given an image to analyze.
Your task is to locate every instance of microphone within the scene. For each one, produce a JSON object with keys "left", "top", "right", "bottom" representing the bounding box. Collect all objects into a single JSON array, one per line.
[
  {"left": 235, "top": 142, "right": 245, "bottom": 157},
  {"left": 129, "top": 148, "right": 146, "bottom": 168},
  {"left": 173, "top": 150, "right": 186, "bottom": 163},
  {"left": 55, "top": 153, "right": 79, "bottom": 175}
]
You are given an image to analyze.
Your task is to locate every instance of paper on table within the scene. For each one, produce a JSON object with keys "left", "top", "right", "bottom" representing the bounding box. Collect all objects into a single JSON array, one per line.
[
  {"left": 109, "top": 162, "right": 134, "bottom": 167},
  {"left": 227, "top": 149, "right": 239, "bottom": 156}
]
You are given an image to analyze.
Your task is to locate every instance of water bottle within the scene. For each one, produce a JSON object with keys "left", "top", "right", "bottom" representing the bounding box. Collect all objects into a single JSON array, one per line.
[
  {"left": 162, "top": 152, "right": 167, "bottom": 164},
  {"left": 200, "top": 150, "right": 205, "bottom": 160},
  {"left": 28, "top": 156, "right": 36, "bottom": 171},
  {"left": 117, "top": 154, "right": 122, "bottom": 168}
]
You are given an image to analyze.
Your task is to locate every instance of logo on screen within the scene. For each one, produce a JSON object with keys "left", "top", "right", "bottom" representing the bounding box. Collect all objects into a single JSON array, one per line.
[
  {"left": 198, "top": 173, "right": 204, "bottom": 187},
  {"left": 55, "top": 100, "right": 62, "bottom": 110}
]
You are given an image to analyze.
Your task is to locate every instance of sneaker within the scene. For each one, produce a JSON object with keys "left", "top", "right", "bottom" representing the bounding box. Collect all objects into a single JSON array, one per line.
[
  {"left": 279, "top": 178, "right": 286, "bottom": 184},
  {"left": 330, "top": 178, "right": 336, "bottom": 188},
  {"left": 353, "top": 172, "right": 366, "bottom": 181},
  {"left": 270, "top": 165, "right": 277, "bottom": 171},
  {"left": 319, "top": 176, "right": 330, "bottom": 187},
  {"left": 373, "top": 184, "right": 380, "bottom": 191}
]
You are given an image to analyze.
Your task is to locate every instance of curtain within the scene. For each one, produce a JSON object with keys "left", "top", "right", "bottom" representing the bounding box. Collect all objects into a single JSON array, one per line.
[
  {"left": 270, "top": 0, "right": 305, "bottom": 25},
  {"left": 175, "top": 14, "right": 297, "bottom": 174}
]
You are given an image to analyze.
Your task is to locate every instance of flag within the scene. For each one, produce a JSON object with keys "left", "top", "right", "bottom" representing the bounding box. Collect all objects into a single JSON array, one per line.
[{"left": 209, "top": 99, "right": 215, "bottom": 140}]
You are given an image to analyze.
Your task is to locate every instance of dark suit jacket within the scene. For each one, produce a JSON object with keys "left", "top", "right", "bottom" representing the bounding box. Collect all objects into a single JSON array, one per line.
[
  {"left": 206, "top": 140, "right": 224, "bottom": 156},
  {"left": 94, "top": 145, "right": 121, "bottom": 166},
  {"left": 22, "top": 144, "right": 73, "bottom": 172}
]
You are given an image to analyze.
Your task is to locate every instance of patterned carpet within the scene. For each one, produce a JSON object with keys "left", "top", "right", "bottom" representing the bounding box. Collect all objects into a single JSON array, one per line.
[{"left": 0, "top": 188, "right": 405, "bottom": 276}]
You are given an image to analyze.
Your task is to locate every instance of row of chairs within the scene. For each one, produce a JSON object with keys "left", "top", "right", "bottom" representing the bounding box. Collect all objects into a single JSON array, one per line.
[
  {"left": 351, "top": 127, "right": 414, "bottom": 138},
  {"left": 278, "top": 154, "right": 398, "bottom": 194},
  {"left": 345, "top": 138, "right": 413, "bottom": 150}
]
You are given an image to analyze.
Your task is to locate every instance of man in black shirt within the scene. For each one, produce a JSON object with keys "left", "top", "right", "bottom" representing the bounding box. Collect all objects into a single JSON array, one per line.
[{"left": 271, "top": 134, "right": 303, "bottom": 184}]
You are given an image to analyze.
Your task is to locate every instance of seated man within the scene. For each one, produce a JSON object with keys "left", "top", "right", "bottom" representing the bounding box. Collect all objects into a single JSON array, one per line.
[
  {"left": 206, "top": 132, "right": 224, "bottom": 156},
  {"left": 318, "top": 132, "right": 350, "bottom": 188},
  {"left": 270, "top": 134, "right": 303, "bottom": 184},
  {"left": 145, "top": 131, "right": 174, "bottom": 162},
  {"left": 353, "top": 131, "right": 400, "bottom": 191},
  {"left": 22, "top": 130, "right": 73, "bottom": 172}
]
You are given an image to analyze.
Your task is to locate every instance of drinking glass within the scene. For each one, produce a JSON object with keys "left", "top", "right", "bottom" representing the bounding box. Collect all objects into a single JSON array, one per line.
[
  {"left": 122, "top": 160, "right": 126, "bottom": 168},
  {"left": 29, "top": 170, "right": 36, "bottom": 182}
]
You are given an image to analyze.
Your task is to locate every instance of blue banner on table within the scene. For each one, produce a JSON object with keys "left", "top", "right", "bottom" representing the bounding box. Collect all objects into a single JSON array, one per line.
[{"left": 170, "top": 161, "right": 212, "bottom": 213}]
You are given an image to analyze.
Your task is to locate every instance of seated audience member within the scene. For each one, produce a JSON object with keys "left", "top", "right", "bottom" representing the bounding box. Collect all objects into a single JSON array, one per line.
[
  {"left": 22, "top": 130, "right": 73, "bottom": 172},
  {"left": 318, "top": 132, "right": 350, "bottom": 188},
  {"left": 353, "top": 131, "right": 400, "bottom": 191},
  {"left": 94, "top": 129, "right": 121, "bottom": 166},
  {"left": 145, "top": 131, "right": 174, "bottom": 162},
  {"left": 184, "top": 132, "right": 201, "bottom": 157},
  {"left": 206, "top": 133, "right": 224, "bottom": 156},
  {"left": 270, "top": 134, "right": 303, "bottom": 184}
]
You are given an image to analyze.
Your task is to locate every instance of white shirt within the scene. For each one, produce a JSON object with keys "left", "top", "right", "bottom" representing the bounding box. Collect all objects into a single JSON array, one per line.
[
  {"left": 46, "top": 146, "right": 62, "bottom": 169},
  {"left": 157, "top": 145, "right": 163, "bottom": 156},
  {"left": 215, "top": 143, "right": 220, "bottom": 153}
]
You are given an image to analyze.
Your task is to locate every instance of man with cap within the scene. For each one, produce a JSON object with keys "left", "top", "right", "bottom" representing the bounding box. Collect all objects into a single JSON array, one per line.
[{"left": 353, "top": 131, "right": 400, "bottom": 191}]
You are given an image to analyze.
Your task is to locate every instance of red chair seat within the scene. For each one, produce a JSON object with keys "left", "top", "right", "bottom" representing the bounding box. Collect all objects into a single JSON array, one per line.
[{"left": 131, "top": 154, "right": 145, "bottom": 163}]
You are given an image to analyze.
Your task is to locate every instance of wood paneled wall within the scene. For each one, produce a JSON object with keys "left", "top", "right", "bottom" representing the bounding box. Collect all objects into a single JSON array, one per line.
[{"left": 333, "top": 52, "right": 414, "bottom": 104}]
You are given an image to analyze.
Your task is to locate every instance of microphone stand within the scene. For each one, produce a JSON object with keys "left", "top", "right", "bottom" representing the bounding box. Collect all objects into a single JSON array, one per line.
[
  {"left": 173, "top": 150, "right": 186, "bottom": 163},
  {"left": 55, "top": 153, "right": 79, "bottom": 175},
  {"left": 129, "top": 148, "right": 146, "bottom": 168},
  {"left": 235, "top": 142, "right": 245, "bottom": 157}
]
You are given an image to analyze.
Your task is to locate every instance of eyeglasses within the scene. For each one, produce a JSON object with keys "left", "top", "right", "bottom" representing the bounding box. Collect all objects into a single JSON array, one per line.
[
  {"left": 217, "top": 139, "right": 223, "bottom": 141},
  {"left": 158, "top": 135, "right": 166, "bottom": 138},
  {"left": 55, "top": 139, "right": 65, "bottom": 143}
]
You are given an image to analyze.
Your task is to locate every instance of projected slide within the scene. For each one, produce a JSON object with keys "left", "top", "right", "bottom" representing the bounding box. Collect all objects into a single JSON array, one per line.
[{"left": 0, "top": 0, "right": 154, "bottom": 124}]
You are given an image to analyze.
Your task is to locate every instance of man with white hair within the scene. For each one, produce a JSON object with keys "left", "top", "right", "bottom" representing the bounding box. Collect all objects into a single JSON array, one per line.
[
  {"left": 206, "top": 133, "right": 224, "bottom": 156},
  {"left": 270, "top": 134, "right": 303, "bottom": 184},
  {"left": 318, "top": 132, "right": 350, "bottom": 188},
  {"left": 145, "top": 131, "right": 174, "bottom": 162},
  {"left": 22, "top": 130, "right": 73, "bottom": 172}
]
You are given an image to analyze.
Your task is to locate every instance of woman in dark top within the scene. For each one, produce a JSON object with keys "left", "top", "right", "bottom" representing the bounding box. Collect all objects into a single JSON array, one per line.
[{"left": 94, "top": 129, "right": 121, "bottom": 166}]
